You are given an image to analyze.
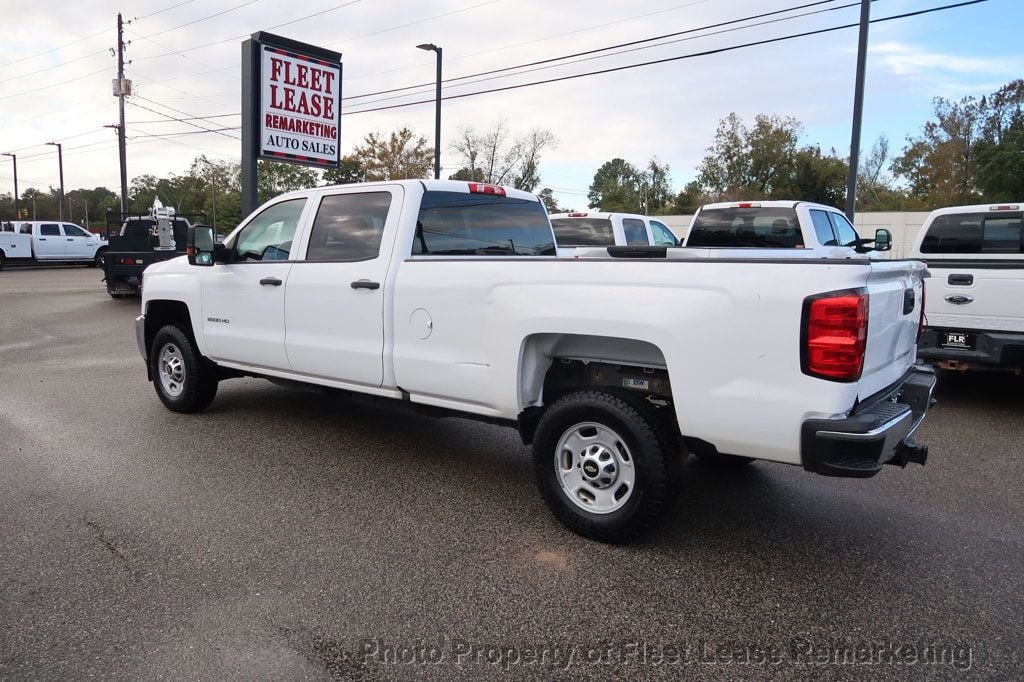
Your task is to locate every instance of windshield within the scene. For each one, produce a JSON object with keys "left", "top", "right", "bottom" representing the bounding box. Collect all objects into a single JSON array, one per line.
[
  {"left": 688, "top": 207, "right": 804, "bottom": 248},
  {"left": 414, "top": 191, "right": 555, "bottom": 256},
  {"left": 550, "top": 218, "right": 615, "bottom": 246}
]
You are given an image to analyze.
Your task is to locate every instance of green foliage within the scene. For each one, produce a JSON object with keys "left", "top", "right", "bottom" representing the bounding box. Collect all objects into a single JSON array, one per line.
[
  {"left": 353, "top": 127, "right": 433, "bottom": 181},
  {"left": 587, "top": 157, "right": 673, "bottom": 213},
  {"left": 537, "top": 188, "right": 561, "bottom": 214},
  {"left": 322, "top": 155, "right": 366, "bottom": 185}
]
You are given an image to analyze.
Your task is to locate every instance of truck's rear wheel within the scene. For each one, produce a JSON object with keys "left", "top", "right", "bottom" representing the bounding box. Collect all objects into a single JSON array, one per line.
[
  {"left": 0, "top": 250, "right": 5, "bottom": 270},
  {"left": 150, "top": 324, "right": 218, "bottom": 413},
  {"left": 533, "top": 390, "right": 679, "bottom": 543},
  {"left": 92, "top": 248, "right": 107, "bottom": 269}
]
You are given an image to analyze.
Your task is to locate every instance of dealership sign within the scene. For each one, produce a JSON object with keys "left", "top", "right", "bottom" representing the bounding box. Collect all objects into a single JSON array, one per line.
[{"left": 260, "top": 45, "right": 340, "bottom": 165}]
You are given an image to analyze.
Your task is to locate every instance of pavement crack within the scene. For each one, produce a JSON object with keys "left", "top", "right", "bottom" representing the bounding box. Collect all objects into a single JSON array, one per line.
[{"left": 82, "top": 515, "right": 131, "bottom": 569}]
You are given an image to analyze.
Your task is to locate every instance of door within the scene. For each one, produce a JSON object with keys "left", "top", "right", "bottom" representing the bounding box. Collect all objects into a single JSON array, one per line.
[
  {"left": 35, "top": 224, "right": 65, "bottom": 259},
  {"left": 284, "top": 187, "right": 401, "bottom": 387},
  {"left": 62, "top": 224, "right": 92, "bottom": 259},
  {"left": 201, "top": 197, "right": 309, "bottom": 370}
]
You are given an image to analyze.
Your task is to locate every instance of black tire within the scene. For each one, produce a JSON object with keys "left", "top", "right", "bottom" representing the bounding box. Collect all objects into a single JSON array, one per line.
[
  {"left": 150, "top": 324, "right": 218, "bottom": 413},
  {"left": 92, "top": 248, "right": 107, "bottom": 269},
  {"left": 692, "top": 451, "right": 755, "bottom": 469},
  {"left": 533, "top": 390, "right": 680, "bottom": 543},
  {"left": 0, "top": 250, "right": 5, "bottom": 270}
]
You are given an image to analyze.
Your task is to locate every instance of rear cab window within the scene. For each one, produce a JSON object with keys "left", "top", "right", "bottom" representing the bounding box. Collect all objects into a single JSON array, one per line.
[
  {"left": 550, "top": 218, "right": 614, "bottom": 247},
  {"left": 413, "top": 191, "right": 554, "bottom": 256},
  {"left": 688, "top": 207, "right": 804, "bottom": 248},
  {"left": 921, "top": 212, "right": 1023, "bottom": 254},
  {"left": 621, "top": 218, "right": 648, "bottom": 246}
]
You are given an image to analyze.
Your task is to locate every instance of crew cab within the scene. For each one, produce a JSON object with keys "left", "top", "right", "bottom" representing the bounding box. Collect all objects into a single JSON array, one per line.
[
  {"left": 911, "top": 203, "right": 1024, "bottom": 372},
  {"left": 549, "top": 211, "right": 679, "bottom": 255},
  {"left": 0, "top": 221, "right": 107, "bottom": 270},
  {"left": 684, "top": 201, "right": 891, "bottom": 257},
  {"left": 135, "top": 180, "right": 935, "bottom": 542}
]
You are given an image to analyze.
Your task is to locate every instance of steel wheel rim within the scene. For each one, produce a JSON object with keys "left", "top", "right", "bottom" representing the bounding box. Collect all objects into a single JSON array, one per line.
[
  {"left": 554, "top": 421, "right": 636, "bottom": 514},
  {"left": 158, "top": 343, "right": 186, "bottom": 398}
]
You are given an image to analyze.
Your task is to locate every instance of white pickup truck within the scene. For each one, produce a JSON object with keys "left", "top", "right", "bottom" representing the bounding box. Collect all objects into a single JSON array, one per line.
[
  {"left": 135, "top": 180, "right": 935, "bottom": 541},
  {"left": 0, "top": 221, "right": 108, "bottom": 269},
  {"left": 548, "top": 211, "right": 679, "bottom": 255},
  {"left": 911, "top": 203, "right": 1024, "bottom": 372},
  {"left": 684, "top": 201, "right": 892, "bottom": 257}
]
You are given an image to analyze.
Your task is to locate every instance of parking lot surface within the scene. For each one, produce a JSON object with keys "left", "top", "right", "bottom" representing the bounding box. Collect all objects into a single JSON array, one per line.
[{"left": 1, "top": 267, "right": 1021, "bottom": 678}]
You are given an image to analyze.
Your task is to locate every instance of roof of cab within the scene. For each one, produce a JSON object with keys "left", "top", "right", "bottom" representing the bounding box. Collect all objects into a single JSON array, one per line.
[
  {"left": 279, "top": 179, "right": 540, "bottom": 203},
  {"left": 697, "top": 200, "right": 840, "bottom": 212},
  {"left": 548, "top": 211, "right": 648, "bottom": 220},
  {"left": 921, "top": 202, "right": 1023, "bottom": 218}
]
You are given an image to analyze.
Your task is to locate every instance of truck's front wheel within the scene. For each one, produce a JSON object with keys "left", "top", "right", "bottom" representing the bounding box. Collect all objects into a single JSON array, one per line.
[
  {"left": 150, "top": 324, "right": 218, "bottom": 413},
  {"left": 533, "top": 390, "right": 679, "bottom": 543}
]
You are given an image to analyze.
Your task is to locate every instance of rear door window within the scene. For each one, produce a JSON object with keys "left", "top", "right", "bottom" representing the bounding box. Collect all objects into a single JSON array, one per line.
[
  {"left": 550, "top": 218, "right": 614, "bottom": 246},
  {"left": 621, "top": 218, "right": 648, "bottom": 245},
  {"left": 40, "top": 224, "right": 61, "bottom": 236},
  {"left": 306, "top": 192, "right": 392, "bottom": 261},
  {"left": 413, "top": 191, "right": 554, "bottom": 256},
  {"left": 689, "top": 207, "right": 803, "bottom": 247}
]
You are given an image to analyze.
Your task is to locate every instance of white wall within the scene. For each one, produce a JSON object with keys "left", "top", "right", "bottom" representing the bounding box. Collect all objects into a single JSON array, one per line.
[{"left": 658, "top": 212, "right": 931, "bottom": 259}]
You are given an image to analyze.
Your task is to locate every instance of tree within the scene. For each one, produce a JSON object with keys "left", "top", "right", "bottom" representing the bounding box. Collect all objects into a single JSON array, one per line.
[
  {"left": 448, "top": 119, "right": 557, "bottom": 190},
  {"left": 537, "top": 188, "right": 561, "bottom": 214},
  {"left": 695, "top": 113, "right": 804, "bottom": 200},
  {"left": 643, "top": 158, "right": 673, "bottom": 213},
  {"left": 893, "top": 95, "right": 982, "bottom": 206},
  {"left": 973, "top": 80, "right": 1024, "bottom": 201},
  {"left": 257, "top": 160, "right": 320, "bottom": 204},
  {"left": 667, "top": 181, "right": 707, "bottom": 214},
  {"left": 792, "top": 145, "right": 848, "bottom": 207},
  {"left": 322, "top": 154, "right": 366, "bottom": 185},
  {"left": 353, "top": 127, "right": 433, "bottom": 181},
  {"left": 587, "top": 158, "right": 643, "bottom": 211}
]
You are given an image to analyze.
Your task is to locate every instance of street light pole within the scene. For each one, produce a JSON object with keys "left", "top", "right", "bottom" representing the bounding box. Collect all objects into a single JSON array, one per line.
[
  {"left": 1, "top": 152, "right": 17, "bottom": 220},
  {"left": 46, "top": 142, "right": 65, "bottom": 221},
  {"left": 417, "top": 43, "right": 442, "bottom": 180},
  {"left": 845, "top": 0, "right": 871, "bottom": 221}
]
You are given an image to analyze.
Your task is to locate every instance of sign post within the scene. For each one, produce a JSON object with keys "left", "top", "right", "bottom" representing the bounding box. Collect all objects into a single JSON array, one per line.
[{"left": 241, "top": 32, "right": 342, "bottom": 216}]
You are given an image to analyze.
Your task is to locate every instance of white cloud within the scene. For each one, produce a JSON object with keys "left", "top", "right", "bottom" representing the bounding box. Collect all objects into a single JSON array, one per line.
[{"left": 872, "top": 41, "right": 1017, "bottom": 77}]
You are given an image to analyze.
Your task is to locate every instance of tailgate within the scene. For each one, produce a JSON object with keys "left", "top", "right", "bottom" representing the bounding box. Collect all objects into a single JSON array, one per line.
[
  {"left": 924, "top": 261, "right": 1024, "bottom": 334},
  {"left": 859, "top": 260, "right": 928, "bottom": 399}
]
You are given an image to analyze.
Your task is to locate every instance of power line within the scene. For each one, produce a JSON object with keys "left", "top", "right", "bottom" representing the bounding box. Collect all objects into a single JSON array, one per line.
[
  {"left": 128, "top": 98, "right": 242, "bottom": 140},
  {"left": 345, "top": 0, "right": 850, "bottom": 102},
  {"left": 0, "top": 66, "right": 111, "bottom": 102},
  {"left": 134, "top": 0, "right": 263, "bottom": 41},
  {"left": 136, "top": 0, "right": 199, "bottom": 20},
  {"left": 345, "top": 0, "right": 991, "bottom": 115},
  {"left": 132, "top": 0, "right": 362, "bottom": 62},
  {"left": 130, "top": 113, "right": 240, "bottom": 124},
  {"left": 348, "top": 0, "right": 868, "bottom": 108}
]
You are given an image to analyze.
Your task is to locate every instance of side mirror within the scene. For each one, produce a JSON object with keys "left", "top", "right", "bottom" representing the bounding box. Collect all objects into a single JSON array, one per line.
[
  {"left": 187, "top": 225, "right": 216, "bottom": 266},
  {"left": 874, "top": 228, "right": 892, "bottom": 252}
]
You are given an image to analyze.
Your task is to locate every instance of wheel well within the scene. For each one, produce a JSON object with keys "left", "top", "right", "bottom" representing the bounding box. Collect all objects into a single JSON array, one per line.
[
  {"left": 144, "top": 300, "right": 193, "bottom": 357},
  {"left": 520, "top": 332, "right": 670, "bottom": 404}
]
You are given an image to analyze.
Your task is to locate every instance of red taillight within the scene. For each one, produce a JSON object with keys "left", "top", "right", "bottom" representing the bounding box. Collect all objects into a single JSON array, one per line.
[
  {"left": 802, "top": 291, "right": 869, "bottom": 381},
  {"left": 468, "top": 183, "right": 506, "bottom": 196},
  {"left": 735, "top": 202, "right": 761, "bottom": 209}
]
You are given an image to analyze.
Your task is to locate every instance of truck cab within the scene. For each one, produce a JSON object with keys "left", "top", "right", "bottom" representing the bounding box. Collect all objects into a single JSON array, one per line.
[
  {"left": 0, "top": 221, "right": 107, "bottom": 269},
  {"left": 684, "top": 201, "right": 891, "bottom": 258},
  {"left": 548, "top": 211, "right": 679, "bottom": 256}
]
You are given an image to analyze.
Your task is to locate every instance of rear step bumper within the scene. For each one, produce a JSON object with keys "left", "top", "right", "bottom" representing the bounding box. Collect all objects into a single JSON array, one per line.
[
  {"left": 918, "top": 328, "right": 1024, "bottom": 369},
  {"left": 801, "top": 366, "right": 937, "bottom": 478}
]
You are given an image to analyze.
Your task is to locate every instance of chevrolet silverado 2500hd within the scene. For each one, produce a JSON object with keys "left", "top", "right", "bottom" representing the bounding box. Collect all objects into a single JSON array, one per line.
[{"left": 135, "top": 180, "right": 935, "bottom": 541}]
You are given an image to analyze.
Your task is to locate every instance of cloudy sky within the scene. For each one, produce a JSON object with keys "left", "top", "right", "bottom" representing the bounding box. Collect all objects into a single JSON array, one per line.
[{"left": 0, "top": 0, "right": 1020, "bottom": 209}]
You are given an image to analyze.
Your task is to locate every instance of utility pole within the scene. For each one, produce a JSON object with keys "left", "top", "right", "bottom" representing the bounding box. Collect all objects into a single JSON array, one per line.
[
  {"left": 46, "top": 142, "right": 65, "bottom": 221},
  {"left": 1, "top": 153, "right": 16, "bottom": 219},
  {"left": 116, "top": 13, "right": 129, "bottom": 215},
  {"left": 845, "top": 0, "right": 871, "bottom": 221}
]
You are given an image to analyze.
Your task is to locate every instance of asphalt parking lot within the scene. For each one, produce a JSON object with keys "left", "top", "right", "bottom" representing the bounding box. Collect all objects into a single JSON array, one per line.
[{"left": 1, "top": 266, "right": 1021, "bottom": 678}]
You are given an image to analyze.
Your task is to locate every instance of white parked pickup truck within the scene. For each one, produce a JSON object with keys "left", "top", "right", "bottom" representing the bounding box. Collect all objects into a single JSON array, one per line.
[
  {"left": 135, "top": 180, "right": 935, "bottom": 541},
  {"left": 0, "top": 221, "right": 108, "bottom": 269},
  {"left": 549, "top": 211, "right": 679, "bottom": 256},
  {"left": 911, "top": 203, "right": 1024, "bottom": 372},
  {"left": 685, "top": 201, "right": 892, "bottom": 257}
]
